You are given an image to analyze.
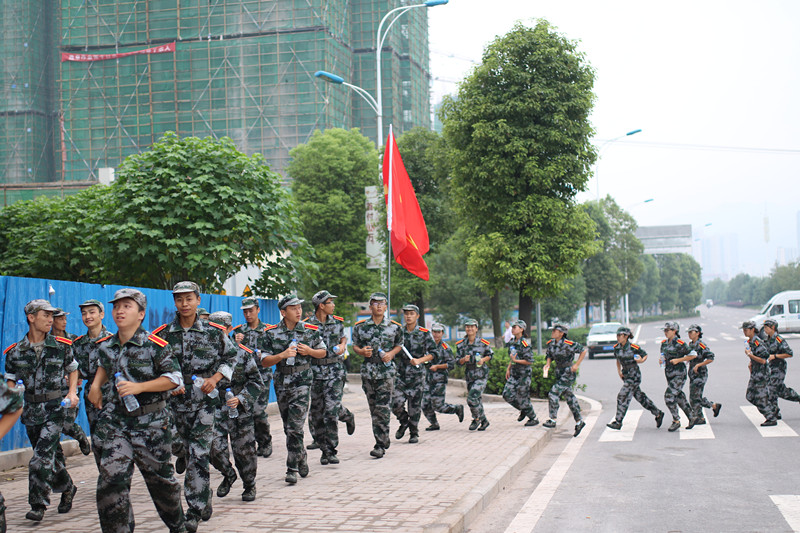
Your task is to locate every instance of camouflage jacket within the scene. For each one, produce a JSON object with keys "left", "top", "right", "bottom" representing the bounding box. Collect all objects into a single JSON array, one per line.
[
  {"left": 687, "top": 339, "right": 714, "bottom": 372},
  {"left": 427, "top": 340, "right": 455, "bottom": 383},
  {"left": 764, "top": 333, "right": 793, "bottom": 372},
  {"left": 661, "top": 337, "right": 690, "bottom": 378},
  {"left": 614, "top": 341, "right": 647, "bottom": 378},
  {"left": 352, "top": 316, "right": 403, "bottom": 381},
  {"left": 455, "top": 337, "right": 493, "bottom": 380},
  {"left": 398, "top": 325, "right": 435, "bottom": 380},
  {"left": 305, "top": 313, "right": 347, "bottom": 381},
  {"left": 546, "top": 338, "right": 583, "bottom": 369},
  {"left": 260, "top": 319, "right": 326, "bottom": 385},
  {"left": 97, "top": 327, "right": 182, "bottom": 419},
  {"left": 228, "top": 344, "right": 266, "bottom": 414},
  {"left": 0, "top": 380, "right": 23, "bottom": 416},
  {"left": 156, "top": 314, "right": 236, "bottom": 411},
  {"left": 747, "top": 336, "right": 770, "bottom": 378},
  {"left": 508, "top": 337, "right": 534, "bottom": 378},
  {"left": 73, "top": 326, "right": 111, "bottom": 381},
  {"left": 232, "top": 320, "right": 273, "bottom": 379},
  {"left": 3, "top": 333, "right": 77, "bottom": 425}
]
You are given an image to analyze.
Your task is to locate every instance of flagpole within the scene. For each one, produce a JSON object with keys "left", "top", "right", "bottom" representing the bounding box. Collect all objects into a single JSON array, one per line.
[{"left": 386, "top": 125, "right": 393, "bottom": 319}]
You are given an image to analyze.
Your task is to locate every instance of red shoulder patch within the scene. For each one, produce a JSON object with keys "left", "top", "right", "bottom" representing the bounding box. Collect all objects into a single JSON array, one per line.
[
  {"left": 564, "top": 339, "right": 574, "bottom": 345},
  {"left": 265, "top": 324, "right": 278, "bottom": 331},
  {"left": 455, "top": 339, "right": 465, "bottom": 345},
  {"left": 480, "top": 339, "right": 491, "bottom": 346},
  {"left": 442, "top": 342, "right": 449, "bottom": 350},
  {"left": 754, "top": 339, "right": 760, "bottom": 347},
  {"left": 96, "top": 334, "right": 113, "bottom": 344},
  {"left": 73, "top": 335, "right": 84, "bottom": 342},
  {"left": 614, "top": 343, "right": 620, "bottom": 348},
  {"left": 699, "top": 343, "right": 707, "bottom": 350},
  {"left": 676, "top": 339, "right": 685, "bottom": 345},
  {"left": 55, "top": 336, "right": 73, "bottom": 346},
  {"left": 776, "top": 335, "right": 784, "bottom": 343},
  {"left": 354, "top": 319, "right": 366, "bottom": 326},
  {"left": 262, "top": 324, "right": 273, "bottom": 331},
  {"left": 304, "top": 323, "right": 319, "bottom": 331},
  {"left": 419, "top": 327, "right": 429, "bottom": 333},
  {"left": 521, "top": 340, "right": 529, "bottom": 347},
  {"left": 661, "top": 339, "right": 667, "bottom": 344},
  {"left": 208, "top": 321, "right": 226, "bottom": 331},
  {"left": 3, "top": 343, "right": 17, "bottom": 355},
  {"left": 391, "top": 320, "right": 402, "bottom": 327},
  {"left": 631, "top": 344, "right": 640, "bottom": 349},
  {"left": 233, "top": 324, "right": 243, "bottom": 330},
  {"left": 239, "top": 343, "right": 254, "bottom": 354},
  {"left": 332, "top": 315, "right": 344, "bottom": 322},
  {"left": 148, "top": 334, "right": 168, "bottom": 347},
  {"left": 152, "top": 324, "right": 167, "bottom": 335}
]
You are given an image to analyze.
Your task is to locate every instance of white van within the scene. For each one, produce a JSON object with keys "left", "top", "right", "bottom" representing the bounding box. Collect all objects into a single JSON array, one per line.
[{"left": 750, "top": 290, "right": 800, "bottom": 332}]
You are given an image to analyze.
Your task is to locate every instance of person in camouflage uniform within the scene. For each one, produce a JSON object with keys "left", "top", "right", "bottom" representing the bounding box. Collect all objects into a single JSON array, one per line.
[
  {"left": 607, "top": 326, "right": 664, "bottom": 430},
  {"left": 352, "top": 292, "right": 403, "bottom": 459},
  {"left": 73, "top": 299, "right": 113, "bottom": 464},
  {"left": 392, "top": 304, "right": 434, "bottom": 444},
  {"left": 208, "top": 312, "right": 265, "bottom": 502},
  {"left": 742, "top": 320, "right": 777, "bottom": 426},
  {"left": 259, "top": 295, "right": 326, "bottom": 484},
  {"left": 0, "top": 379, "right": 23, "bottom": 532},
  {"left": 503, "top": 320, "right": 537, "bottom": 427},
  {"left": 52, "top": 308, "right": 92, "bottom": 456},
  {"left": 231, "top": 297, "right": 273, "bottom": 458},
  {"left": 4, "top": 299, "right": 80, "bottom": 522},
  {"left": 87, "top": 288, "right": 186, "bottom": 533},
  {"left": 542, "top": 323, "right": 588, "bottom": 436},
  {"left": 660, "top": 322, "right": 695, "bottom": 432},
  {"left": 422, "top": 324, "right": 464, "bottom": 430},
  {"left": 685, "top": 324, "right": 721, "bottom": 429},
  {"left": 157, "top": 281, "right": 236, "bottom": 532},
  {"left": 305, "top": 290, "right": 355, "bottom": 465},
  {"left": 456, "top": 319, "right": 493, "bottom": 431},
  {"left": 762, "top": 318, "right": 800, "bottom": 419}
]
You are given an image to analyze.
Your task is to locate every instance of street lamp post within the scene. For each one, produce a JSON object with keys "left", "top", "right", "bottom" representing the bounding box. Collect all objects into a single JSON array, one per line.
[{"left": 595, "top": 128, "right": 642, "bottom": 200}]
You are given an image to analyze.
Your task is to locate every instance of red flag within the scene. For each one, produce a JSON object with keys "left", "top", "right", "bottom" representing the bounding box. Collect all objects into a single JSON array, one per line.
[{"left": 383, "top": 127, "right": 430, "bottom": 280}]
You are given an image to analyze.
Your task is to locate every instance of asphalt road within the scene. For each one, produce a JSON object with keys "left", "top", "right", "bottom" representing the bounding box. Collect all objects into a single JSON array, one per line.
[{"left": 470, "top": 305, "right": 800, "bottom": 533}]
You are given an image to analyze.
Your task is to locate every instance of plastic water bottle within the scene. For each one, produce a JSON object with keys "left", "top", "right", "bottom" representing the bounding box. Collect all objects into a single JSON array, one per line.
[
  {"left": 114, "top": 372, "right": 140, "bottom": 412},
  {"left": 61, "top": 397, "right": 71, "bottom": 408},
  {"left": 378, "top": 348, "right": 391, "bottom": 367},
  {"left": 225, "top": 388, "right": 238, "bottom": 419},
  {"left": 475, "top": 351, "right": 483, "bottom": 367},
  {"left": 192, "top": 375, "right": 219, "bottom": 399},
  {"left": 744, "top": 340, "right": 750, "bottom": 352},
  {"left": 15, "top": 380, "right": 25, "bottom": 406},
  {"left": 509, "top": 346, "right": 517, "bottom": 358},
  {"left": 659, "top": 353, "right": 666, "bottom": 369},
  {"left": 287, "top": 337, "right": 297, "bottom": 366},
  {"left": 332, "top": 345, "right": 340, "bottom": 355}
]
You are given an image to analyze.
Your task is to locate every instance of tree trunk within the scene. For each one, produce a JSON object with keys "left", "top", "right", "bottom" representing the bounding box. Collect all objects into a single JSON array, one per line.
[
  {"left": 585, "top": 300, "right": 591, "bottom": 326},
  {"left": 491, "top": 290, "right": 502, "bottom": 347},
  {"left": 519, "top": 291, "right": 534, "bottom": 336},
  {"left": 414, "top": 293, "right": 426, "bottom": 327},
  {"left": 605, "top": 297, "right": 612, "bottom": 321}
]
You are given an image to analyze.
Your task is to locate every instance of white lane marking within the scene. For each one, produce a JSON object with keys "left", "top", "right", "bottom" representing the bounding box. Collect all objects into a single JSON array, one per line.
[
  {"left": 706, "top": 337, "right": 719, "bottom": 342},
  {"left": 721, "top": 333, "right": 736, "bottom": 341},
  {"left": 598, "top": 409, "right": 642, "bottom": 442},
  {"left": 679, "top": 409, "right": 715, "bottom": 440},
  {"left": 771, "top": 495, "right": 800, "bottom": 532},
  {"left": 633, "top": 325, "right": 642, "bottom": 343},
  {"left": 740, "top": 405, "right": 798, "bottom": 437},
  {"left": 502, "top": 395, "right": 600, "bottom": 533}
]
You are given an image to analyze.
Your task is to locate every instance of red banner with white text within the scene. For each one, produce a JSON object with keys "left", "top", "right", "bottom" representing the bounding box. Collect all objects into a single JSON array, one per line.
[{"left": 61, "top": 42, "right": 176, "bottom": 63}]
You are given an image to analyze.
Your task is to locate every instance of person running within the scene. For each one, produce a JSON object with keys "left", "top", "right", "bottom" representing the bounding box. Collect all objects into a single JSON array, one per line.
[
  {"left": 502, "top": 320, "right": 537, "bottom": 427},
  {"left": 685, "top": 324, "right": 721, "bottom": 428},
  {"left": 421, "top": 324, "right": 464, "bottom": 430},
  {"left": 659, "top": 322, "right": 694, "bottom": 432},
  {"left": 743, "top": 320, "right": 777, "bottom": 426},
  {"left": 455, "top": 319, "right": 493, "bottom": 431},
  {"left": 762, "top": 318, "right": 800, "bottom": 419},
  {"left": 542, "top": 323, "right": 587, "bottom": 437}
]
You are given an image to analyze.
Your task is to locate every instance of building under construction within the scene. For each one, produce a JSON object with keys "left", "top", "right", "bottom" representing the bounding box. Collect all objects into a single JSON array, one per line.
[{"left": 0, "top": 0, "right": 433, "bottom": 204}]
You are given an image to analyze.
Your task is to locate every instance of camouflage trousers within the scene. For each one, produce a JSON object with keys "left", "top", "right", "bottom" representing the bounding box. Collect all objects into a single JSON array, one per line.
[
  {"left": 422, "top": 378, "right": 458, "bottom": 425},
  {"left": 173, "top": 405, "right": 215, "bottom": 517},
  {"left": 85, "top": 391, "right": 105, "bottom": 469},
  {"left": 273, "top": 375, "right": 311, "bottom": 472},
  {"left": 664, "top": 373, "right": 691, "bottom": 420},
  {"left": 616, "top": 377, "right": 660, "bottom": 422},
  {"left": 25, "top": 419, "right": 73, "bottom": 509},
  {"left": 547, "top": 367, "right": 581, "bottom": 422},
  {"left": 210, "top": 411, "right": 257, "bottom": 489},
  {"left": 466, "top": 375, "right": 488, "bottom": 422},
  {"left": 769, "top": 367, "right": 800, "bottom": 416},
  {"left": 747, "top": 373, "right": 775, "bottom": 419},
  {"left": 503, "top": 371, "right": 534, "bottom": 419},
  {"left": 309, "top": 376, "right": 353, "bottom": 455},
  {"left": 361, "top": 377, "right": 394, "bottom": 449},
  {"left": 392, "top": 373, "right": 425, "bottom": 436},
  {"left": 689, "top": 369, "right": 714, "bottom": 420},
  {"left": 62, "top": 387, "right": 89, "bottom": 448},
  {"left": 253, "top": 373, "right": 273, "bottom": 451},
  {"left": 96, "top": 413, "right": 185, "bottom": 533}
]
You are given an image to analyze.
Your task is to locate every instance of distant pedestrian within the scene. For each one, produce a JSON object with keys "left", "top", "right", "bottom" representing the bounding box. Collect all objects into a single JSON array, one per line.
[
  {"left": 607, "top": 326, "right": 664, "bottom": 430},
  {"left": 456, "top": 319, "right": 493, "bottom": 431},
  {"left": 743, "top": 320, "right": 776, "bottom": 426},
  {"left": 421, "top": 324, "right": 464, "bottom": 430},
  {"left": 542, "top": 323, "right": 587, "bottom": 437},
  {"left": 502, "top": 320, "right": 537, "bottom": 427},
  {"left": 762, "top": 318, "right": 800, "bottom": 419},
  {"left": 685, "top": 324, "right": 721, "bottom": 428},
  {"left": 660, "top": 322, "right": 694, "bottom": 432}
]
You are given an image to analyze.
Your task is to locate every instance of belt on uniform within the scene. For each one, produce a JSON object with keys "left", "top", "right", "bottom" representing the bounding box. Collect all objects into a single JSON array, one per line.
[
  {"left": 277, "top": 364, "right": 310, "bottom": 375},
  {"left": 24, "top": 390, "right": 62, "bottom": 403},
  {"left": 311, "top": 357, "right": 341, "bottom": 365},
  {"left": 119, "top": 400, "right": 167, "bottom": 418}
]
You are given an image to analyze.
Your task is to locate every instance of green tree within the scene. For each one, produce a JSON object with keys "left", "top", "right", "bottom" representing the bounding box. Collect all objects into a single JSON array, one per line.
[
  {"left": 442, "top": 21, "right": 598, "bottom": 334},
  {"left": 541, "top": 274, "right": 586, "bottom": 325},
  {"left": 656, "top": 254, "right": 682, "bottom": 312},
  {"left": 766, "top": 263, "right": 800, "bottom": 296},
  {"left": 629, "top": 254, "right": 661, "bottom": 316},
  {"left": 287, "top": 128, "right": 380, "bottom": 307},
  {"left": 703, "top": 278, "right": 727, "bottom": 303},
  {"left": 677, "top": 254, "right": 702, "bottom": 311}
]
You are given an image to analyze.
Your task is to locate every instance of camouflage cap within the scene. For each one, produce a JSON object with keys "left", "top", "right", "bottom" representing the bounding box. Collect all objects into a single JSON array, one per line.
[
  {"left": 197, "top": 308, "right": 209, "bottom": 316},
  {"left": 369, "top": 292, "right": 388, "bottom": 303},
  {"left": 278, "top": 295, "right": 304, "bottom": 309},
  {"left": 763, "top": 318, "right": 779, "bottom": 330},
  {"left": 24, "top": 299, "right": 58, "bottom": 315},
  {"left": 464, "top": 318, "right": 479, "bottom": 327},
  {"left": 109, "top": 288, "right": 147, "bottom": 310},
  {"left": 52, "top": 308, "right": 69, "bottom": 318},
  {"left": 172, "top": 281, "right": 200, "bottom": 295},
  {"left": 513, "top": 319, "right": 527, "bottom": 330},
  {"left": 312, "top": 290, "right": 337, "bottom": 306},
  {"left": 209, "top": 311, "right": 232, "bottom": 327},
  {"left": 240, "top": 297, "right": 259, "bottom": 310},
  {"left": 663, "top": 321, "right": 679, "bottom": 332},
  {"left": 402, "top": 304, "right": 420, "bottom": 313},
  {"left": 552, "top": 323, "right": 568, "bottom": 333},
  {"left": 741, "top": 320, "right": 757, "bottom": 330},
  {"left": 431, "top": 323, "right": 445, "bottom": 332},
  {"left": 79, "top": 299, "right": 105, "bottom": 313},
  {"left": 687, "top": 324, "right": 702, "bottom": 333},
  {"left": 616, "top": 326, "right": 632, "bottom": 336}
]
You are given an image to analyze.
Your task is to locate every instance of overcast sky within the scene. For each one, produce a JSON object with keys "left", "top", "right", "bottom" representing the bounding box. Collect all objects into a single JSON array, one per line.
[{"left": 428, "top": 0, "right": 800, "bottom": 279}]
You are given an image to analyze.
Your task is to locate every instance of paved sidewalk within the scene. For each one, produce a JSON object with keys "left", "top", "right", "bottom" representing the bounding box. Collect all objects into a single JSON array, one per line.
[{"left": 0, "top": 377, "right": 574, "bottom": 532}]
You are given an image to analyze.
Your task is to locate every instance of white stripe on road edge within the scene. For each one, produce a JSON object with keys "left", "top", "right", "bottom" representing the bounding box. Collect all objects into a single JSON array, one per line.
[
  {"left": 633, "top": 325, "right": 642, "bottom": 343},
  {"left": 502, "top": 395, "right": 600, "bottom": 533},
  {"left": 771, "top": 495, "right": 800, "bottom": 532},
  {"left": 740, "top": 405, "right": 798, "bottom": 437},
  {"left": 678, "top": 410, "right": 714, "bottom": 440},
  {"left": 598, "top": 409, "right": 642, "bottom": 442}
]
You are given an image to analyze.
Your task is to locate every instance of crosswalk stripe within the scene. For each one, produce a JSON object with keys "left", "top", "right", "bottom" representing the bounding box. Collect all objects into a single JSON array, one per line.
[
  {"left": 771, "top": 495, "right": 800, "bottom": 532},
  {"left": 678, "top": 410, "right": 714, "bottom": 440},
  {"left": 706, "top": 337, "right": 718, "bottom": 342},
  {"left": 740, "top": 405, "right": 798, "bottom": 437},
  {"left": 599, "top": 410, "right": 642, "bottom": 442}
]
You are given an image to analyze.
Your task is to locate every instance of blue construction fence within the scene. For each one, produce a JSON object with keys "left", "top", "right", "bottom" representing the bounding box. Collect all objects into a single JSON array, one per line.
[{"left": 0, "top": 275, "right": 279, "bottom": 452}]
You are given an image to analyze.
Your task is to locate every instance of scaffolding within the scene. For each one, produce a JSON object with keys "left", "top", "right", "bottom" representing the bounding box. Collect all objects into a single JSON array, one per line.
[{"left": 1, "top": 0, "right": 432, "bottom": 193}]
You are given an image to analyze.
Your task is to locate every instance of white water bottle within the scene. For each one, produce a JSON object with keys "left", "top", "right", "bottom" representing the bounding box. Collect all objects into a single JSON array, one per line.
[
  {"left": 15, "top": 380, "right": 25, "bottom": 406},
  {"left": 287, "top": 337, "right": 297, "bottom": 366},
  {"left": 659, "top": 353, "right": 666, "bottom": 369},
  {"left": 192, "top": 375, "right": 219, "bottom": 399},
  {"left": 61, "top": 397, "right": 71, "bottom": 408},
  {"left": 333, "top": 345, "right": 340, "bottom": 355},
  {"left": 225, "top": 388, "right": 238, "bottom": 419},
  {"left": 115, "top": 372, "right": 140, "bottom": 412},
  {"left": 378, "top": 348, "right": 391, "bottom": 367}
]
